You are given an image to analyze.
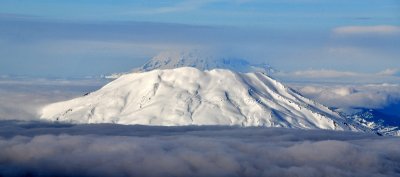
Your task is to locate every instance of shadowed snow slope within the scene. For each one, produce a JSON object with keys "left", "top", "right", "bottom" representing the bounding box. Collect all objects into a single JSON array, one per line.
[{"left": 41, "top": 67, "right": 360, "bottom": 131}]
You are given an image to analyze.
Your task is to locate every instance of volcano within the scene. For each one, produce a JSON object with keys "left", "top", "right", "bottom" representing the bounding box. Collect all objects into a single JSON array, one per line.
[{"left": 41, "top": 67, "right": 361, "bottom": 131}]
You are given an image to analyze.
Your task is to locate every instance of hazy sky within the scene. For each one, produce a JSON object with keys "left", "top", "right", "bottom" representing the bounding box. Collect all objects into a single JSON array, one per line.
[{"left": 0, "top": 0, "right": 399, "bottom": 77}]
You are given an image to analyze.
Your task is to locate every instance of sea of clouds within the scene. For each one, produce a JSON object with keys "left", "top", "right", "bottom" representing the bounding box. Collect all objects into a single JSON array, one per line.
[{"left": 0, "top": 121, "right": 399, "bottom": 177}]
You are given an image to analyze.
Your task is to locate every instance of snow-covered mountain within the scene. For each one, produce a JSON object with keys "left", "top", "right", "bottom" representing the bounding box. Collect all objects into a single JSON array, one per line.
[
  {"left": 41, "top": 67, "right": 362, "bottom": 131},
  {"left": 338, "top": 108, "right": 400, "bottom": 136},
  {"left": 105, "top": 51, "right": 276, "bottom": 79}
]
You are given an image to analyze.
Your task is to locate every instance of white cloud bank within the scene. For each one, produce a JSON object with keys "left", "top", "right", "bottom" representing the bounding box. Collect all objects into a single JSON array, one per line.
[
  {"left": 0, "top": 121, "right": 399, "bottom": 177},
  {"left": 0, "top": 79, "right": 105, "bottom": 120},
  {"left": 290, "top": 83, "right": 400, "bottom": 110},
  {"left": 333, "top": 25, "right": 400, "bottom": 35}
]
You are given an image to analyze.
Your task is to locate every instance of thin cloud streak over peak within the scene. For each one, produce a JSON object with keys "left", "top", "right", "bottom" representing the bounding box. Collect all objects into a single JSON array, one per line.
[{"left": 333, "top": 25, "right": 400, "bottom": 35}]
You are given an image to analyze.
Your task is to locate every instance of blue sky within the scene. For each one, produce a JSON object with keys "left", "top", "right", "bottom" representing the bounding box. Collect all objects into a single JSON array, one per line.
[
  {"left": 0, "top": 0, "right": 399, "bottom": 77},
  {"left": 1, "top": 0, "right": 399, "bottom": 27}
]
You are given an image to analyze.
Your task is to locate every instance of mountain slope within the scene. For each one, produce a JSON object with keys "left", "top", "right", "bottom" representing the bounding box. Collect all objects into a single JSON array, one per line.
[
  {"left": 41, "top": 67, "right": 360, "bottom": 131},
  {"left": 339, "top": 108, "right": 400, "bottom": 136}
]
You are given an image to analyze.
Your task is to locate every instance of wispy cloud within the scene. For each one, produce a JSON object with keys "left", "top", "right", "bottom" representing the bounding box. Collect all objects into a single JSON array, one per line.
[
  {"left": 275, "top": 68, "right": 400, "bottom": 83},
  {"left": 290, "top": 69, "right": 360, "bottom": 78},
  {"left": 134, "top": 1, "right": 204, "bottom": 14},
  {"left": 333, "top": 25, "right": 400, "bottom": 35},
  {"left": 378, "top": 68, "right": 400, "bottom": 76},
  {"left": 130, "top": 0, "right": 253, "bottom": 14}
]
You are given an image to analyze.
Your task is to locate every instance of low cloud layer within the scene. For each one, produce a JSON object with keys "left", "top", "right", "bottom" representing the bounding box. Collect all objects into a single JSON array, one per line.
[
  {"left": 290, "top": 83, "right": 400, "bottom": 110},
  {"left": 0, "top": 121, "right": 399, "bottom": 177},
  {"left": 0, "top": 78, "right": 105, "bottom": 120}
]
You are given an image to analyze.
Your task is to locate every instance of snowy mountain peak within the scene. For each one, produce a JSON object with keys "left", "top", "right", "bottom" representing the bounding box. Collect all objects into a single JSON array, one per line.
[
  {"left": 104, "top": 51, "right": 276, "bottom": 79},
  {"left": 135, "top": 51, "right": 275, "bottom": 73},
  {"left": 41, "top": 67, "right": 362, "bottom": 131}
]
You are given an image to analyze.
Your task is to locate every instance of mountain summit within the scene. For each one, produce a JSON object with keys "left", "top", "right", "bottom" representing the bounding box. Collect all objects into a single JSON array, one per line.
[
  {"left": 136, "top": 51, "right": 275, "bottom": 73},
  {"left": 42, "top": 67, "right": 361, "bottom": 131},
  {"left": 105, "top": 51, "right": 275, "bottom": 79}
]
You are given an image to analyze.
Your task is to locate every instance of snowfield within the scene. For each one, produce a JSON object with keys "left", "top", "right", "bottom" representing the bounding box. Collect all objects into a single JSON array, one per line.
[{"left": 41, "top": 67, "right": 361, "bottom": 131}]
